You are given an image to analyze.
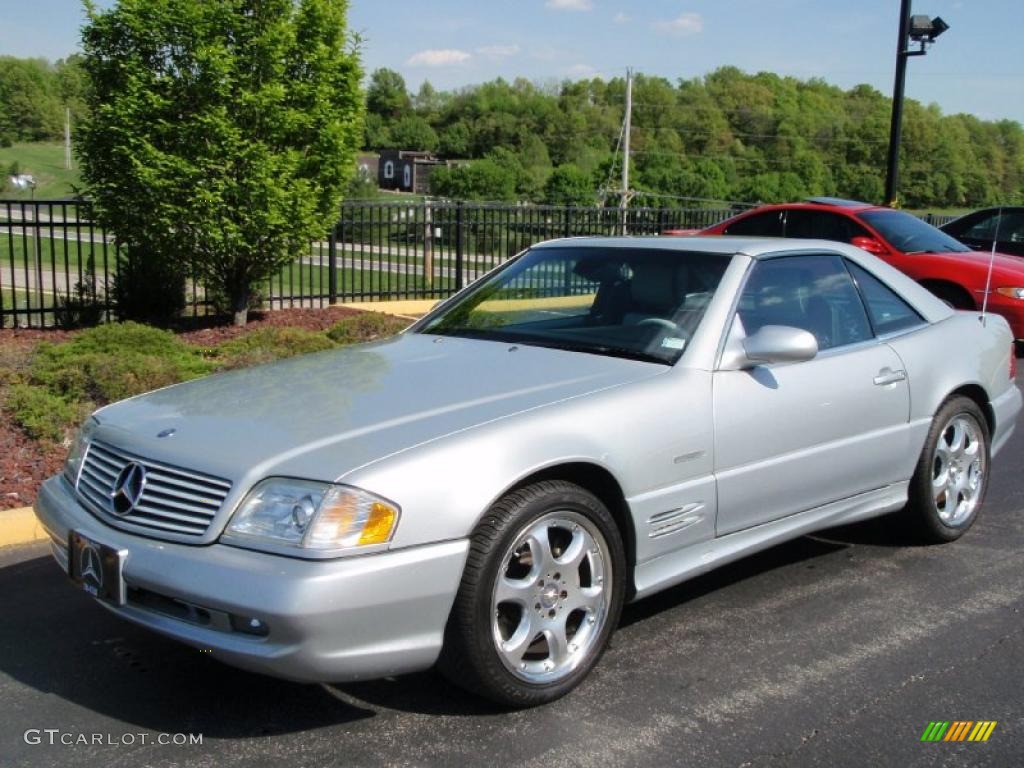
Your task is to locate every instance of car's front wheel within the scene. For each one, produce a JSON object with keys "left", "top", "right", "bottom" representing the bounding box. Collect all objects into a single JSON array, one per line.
[
  {"left": 440, "top": 480, "right": 626, "bottom": 707},
  {"left": 903, "top": 396, "right": 991, "bottom": 542}
]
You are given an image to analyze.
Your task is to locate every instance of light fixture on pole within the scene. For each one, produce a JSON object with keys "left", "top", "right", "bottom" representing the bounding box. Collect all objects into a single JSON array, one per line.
[{"left": 883, "top": 1, "right": 949, "bottom": 206}]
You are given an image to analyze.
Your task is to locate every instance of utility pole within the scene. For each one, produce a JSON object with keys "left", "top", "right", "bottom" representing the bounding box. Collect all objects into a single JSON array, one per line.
[
  {"left": 64, "top": 107, "right": 72, "bottom": 171},
  {"left": 620, "top": 69, "right": 633, "bottom": 234}
]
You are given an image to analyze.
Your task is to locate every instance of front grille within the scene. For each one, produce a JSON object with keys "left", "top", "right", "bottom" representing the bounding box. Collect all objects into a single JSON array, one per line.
[{"left": 76, "top": 440, "right": 232, "bottom": 538}]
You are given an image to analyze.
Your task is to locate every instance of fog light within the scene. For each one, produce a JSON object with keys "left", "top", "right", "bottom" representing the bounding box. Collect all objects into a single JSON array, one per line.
[{"left": 230, "top": 614, "right": 269, "bottom": 637}]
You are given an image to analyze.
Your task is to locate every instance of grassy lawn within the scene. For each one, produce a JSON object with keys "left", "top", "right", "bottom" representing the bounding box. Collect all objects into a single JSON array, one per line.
[
  {"left": 0, "top": 233, "right": 113, "bottom": 274},
  {"left": 0, "top": 143, "right": 81, "bottom": 199}
]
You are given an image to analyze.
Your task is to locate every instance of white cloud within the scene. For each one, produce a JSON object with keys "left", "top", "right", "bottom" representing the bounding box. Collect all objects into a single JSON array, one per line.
[
  {"left": 613, "top": 12, "right": 630, "bottom": 24},
  {"left": 546, "top": 0, "right": 593, "bottom": 11},
  {"left": 476, "top": 44, "right": 521, "bottom": 58},
  {"left": 406, "top": 49, "right": 473, "bottom": 67},
  {"left": 653, "top": 12, "right": 704, "bottom": 36}
]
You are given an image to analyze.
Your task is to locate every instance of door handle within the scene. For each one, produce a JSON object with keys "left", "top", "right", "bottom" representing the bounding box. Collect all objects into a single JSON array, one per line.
[{"left": 873, "top": 368, "right": 907, "bottom": 386}]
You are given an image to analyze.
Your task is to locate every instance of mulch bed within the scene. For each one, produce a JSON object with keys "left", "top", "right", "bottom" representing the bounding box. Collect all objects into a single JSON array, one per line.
[{"left": 0, "top": 305, "right": 381, "bottom": 510}]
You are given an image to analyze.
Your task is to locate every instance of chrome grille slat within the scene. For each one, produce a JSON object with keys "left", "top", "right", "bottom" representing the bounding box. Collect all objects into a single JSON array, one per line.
[
  {"left": 75, "top": 440, "right": 231, "bottom": 540},
  {"left": 131, "top": 504, "right": 213, "bottom": 526},
  {"left": 144, "top": 487, "right": 222, "bottom": 512},
  {"left": 80, "top": 464, "right": 113, "bottom": 489},
  {"left": 145, "top": 470, "right": 231, "bottom": 495},
  {"left": 133, "top": 494, "right": 217, "bottom": 518},
  {"left": 83, "top": 459, "right": 117, "bottom": 481}
]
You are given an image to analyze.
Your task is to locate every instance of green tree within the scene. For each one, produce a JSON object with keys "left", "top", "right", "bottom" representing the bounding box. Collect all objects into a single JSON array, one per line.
[
  {"left": 388, "top": 115, "right": 439, "bottom": 151},
  {"left": 430, "top": 159, "right": 517, "bottom": 201},
  {"left": 366, "top": 68, "right": 411, "bottom": 119},
  {"left": 79, "top": 0, "right": 363, "bottom": 326},
  {"left": 543, "top": 164, "right": 594, "bottom": 206}
]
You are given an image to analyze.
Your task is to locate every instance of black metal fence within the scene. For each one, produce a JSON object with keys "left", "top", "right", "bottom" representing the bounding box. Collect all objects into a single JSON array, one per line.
[{"left": 0, "top": 199, "right": 959, "bottom": 328}]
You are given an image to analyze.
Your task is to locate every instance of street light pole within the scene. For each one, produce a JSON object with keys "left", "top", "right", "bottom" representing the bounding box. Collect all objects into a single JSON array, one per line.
[
  {"left": 883, "top": 3, "right": 949, "bottom": 207},
  {"left": 883, "top": 0, "right": 913, "bottom": 207}
]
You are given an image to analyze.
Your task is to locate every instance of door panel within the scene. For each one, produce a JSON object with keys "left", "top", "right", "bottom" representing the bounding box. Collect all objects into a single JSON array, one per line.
[{"left": 713, "top": 344, "right": 911, "bottom": 535}]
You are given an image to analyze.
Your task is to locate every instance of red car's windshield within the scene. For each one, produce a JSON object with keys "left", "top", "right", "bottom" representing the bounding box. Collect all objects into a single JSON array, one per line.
[{"left": 858, "top": 210, "right": 972, "bottom": 254}]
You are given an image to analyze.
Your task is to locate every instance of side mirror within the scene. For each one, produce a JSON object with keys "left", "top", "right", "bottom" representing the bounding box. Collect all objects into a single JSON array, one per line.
[
  {"left": 851, "top": 235, "right": 887, "bottom": 256},
  {"left": 741, "top": 325, "right": 818, "bottom": 367}
]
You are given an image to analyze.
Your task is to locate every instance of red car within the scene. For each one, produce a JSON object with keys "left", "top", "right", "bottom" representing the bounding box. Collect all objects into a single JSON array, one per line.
[{"left": 684, "top": 198, "right": 1024, "bottom": 341}]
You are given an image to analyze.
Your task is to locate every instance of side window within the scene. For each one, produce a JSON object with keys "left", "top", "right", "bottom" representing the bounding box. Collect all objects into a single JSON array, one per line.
[
  {"left": 846, "top": 261, "right": 925, "bottom": 336},
  {"left": 737, "top": 255, "right": 873, "bottom": 352},
  {"left": 722, "top": 211, "right": 784, "bottom": 237},
  {"left": 965, "top": 211, "right": 1024, "bottom": 243},
  {"left": 784, "top": 211, "right": 870, "bottom": 243},
  {"left": 962, "top": 214, "right": 998, "bottom": 241}
]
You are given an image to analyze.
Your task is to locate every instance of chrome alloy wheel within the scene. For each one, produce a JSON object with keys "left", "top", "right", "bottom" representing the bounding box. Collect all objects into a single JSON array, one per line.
[
  {"left": 491, "top": 510, "right": 613, "bottom": 684},
  {"left": 932, "top": 413, "right": 986, "bottom": 527}
]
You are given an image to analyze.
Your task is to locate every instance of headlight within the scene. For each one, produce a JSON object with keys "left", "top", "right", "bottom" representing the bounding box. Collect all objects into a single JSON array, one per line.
[
  {"left": 224, "top": 479, "right": 400, "bottom": 555},
  {"left": 996, "top": 287, "right": 1024, "bottom": 300},
  {"left": 63, "top": 418, "right": 97, "bottom": 485}
]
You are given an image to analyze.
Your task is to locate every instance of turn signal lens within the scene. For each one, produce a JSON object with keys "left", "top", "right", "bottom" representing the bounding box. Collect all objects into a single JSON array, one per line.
[
  {"left": 304, "top": 489, "right": 400, "bottom": 549},
  {"left": 995, "top": 287, "right": 1024, "bottom": 300}
]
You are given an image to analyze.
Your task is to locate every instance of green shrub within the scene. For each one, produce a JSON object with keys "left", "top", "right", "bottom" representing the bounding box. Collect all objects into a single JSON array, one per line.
[
  {"left": 214, "top": 327, "right": 337, "bottom": 369},
  {"left": 326, "top": 312, "right": 408, "bottom": 345},
  {"left": 29, "top": 323, "right": 213, "bottom": 404},
  {"left": 9, "top": 323, "right": 214, "bottom": 441},
  {"left": 6, "top": 384, "right": 81, "bottom": 444}
]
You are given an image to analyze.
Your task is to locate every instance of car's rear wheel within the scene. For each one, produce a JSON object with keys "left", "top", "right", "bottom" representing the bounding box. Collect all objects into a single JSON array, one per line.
[
  {"left": 439, "top": 480, "right": 625, "bottom": 707},
  {"left": 903, "top": 396, "right": 990, "bottom": 542}
]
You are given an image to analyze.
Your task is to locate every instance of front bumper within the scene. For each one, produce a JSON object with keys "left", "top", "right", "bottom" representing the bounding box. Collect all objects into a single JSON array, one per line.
[{"left": 33, "top": 475, "right": 469, "bottom": 683}]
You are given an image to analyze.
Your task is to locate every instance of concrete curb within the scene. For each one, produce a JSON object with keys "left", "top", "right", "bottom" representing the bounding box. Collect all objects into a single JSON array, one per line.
[{"left": 0, "top": 506, "right": 46, "bottom": 548}]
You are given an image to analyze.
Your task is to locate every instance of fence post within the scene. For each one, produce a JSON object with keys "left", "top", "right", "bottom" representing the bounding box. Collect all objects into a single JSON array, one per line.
[
  {"left": 328, "top": 223, "right": 338, "bottom": 305},
  {"left": 455, "top": 201, "right": 465, "bottom": 291},
  {"left": 564, "top": 207, "right": 572, "bottom": 239},
  {"left": 424, "top": 202, "right": 433, "bottom": 288}
]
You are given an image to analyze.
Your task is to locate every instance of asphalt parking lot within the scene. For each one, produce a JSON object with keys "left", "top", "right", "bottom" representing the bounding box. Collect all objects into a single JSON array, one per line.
[{"left": 2, "top": 368, "right": 1022, "bottom": 768}]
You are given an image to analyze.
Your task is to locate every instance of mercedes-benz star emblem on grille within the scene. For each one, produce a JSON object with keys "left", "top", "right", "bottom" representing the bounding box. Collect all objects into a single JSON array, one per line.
[
  {"left": 80, "top": 544, "right": 103, "bottom": 589},
  {"left": 111, "top": 462, "right": 147, "bottom": 516}
]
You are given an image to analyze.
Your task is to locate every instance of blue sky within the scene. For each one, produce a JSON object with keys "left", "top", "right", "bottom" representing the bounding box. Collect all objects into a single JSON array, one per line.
[{"left": 2, "top": 0, "right": 1022, "bottom": 122}]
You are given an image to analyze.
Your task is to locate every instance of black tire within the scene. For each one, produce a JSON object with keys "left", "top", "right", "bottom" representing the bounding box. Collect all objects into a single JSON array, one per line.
[
  {"left": 439, "top": 480, "right": 626, "bottom": 707},
  {"left": 903, "top": 396, "right": 991, "bottom": 543}
]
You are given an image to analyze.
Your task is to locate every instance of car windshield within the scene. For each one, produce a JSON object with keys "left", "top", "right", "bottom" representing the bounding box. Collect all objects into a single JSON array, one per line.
[
  {"left": 858, "top": 210, "right": 972, "bottom": 254},
  {"left": 417, "top": 246, "right": 731, "bottom": 365}
]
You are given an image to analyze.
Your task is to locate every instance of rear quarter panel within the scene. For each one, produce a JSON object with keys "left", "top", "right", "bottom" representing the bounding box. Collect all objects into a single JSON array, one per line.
[{"left": 885, "top": 312, "right": 1016, "bottom": 471}]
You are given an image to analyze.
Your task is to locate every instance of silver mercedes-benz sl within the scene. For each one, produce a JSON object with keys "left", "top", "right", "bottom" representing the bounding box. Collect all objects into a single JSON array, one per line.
[{"left": 35, "top": 236, "right": 1021, "bottom": 706}]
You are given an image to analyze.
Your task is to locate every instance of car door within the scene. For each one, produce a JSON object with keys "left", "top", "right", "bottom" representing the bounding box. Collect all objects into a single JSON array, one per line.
[{"left": 712, "top": 254, "right": 912, "bottom": 536}]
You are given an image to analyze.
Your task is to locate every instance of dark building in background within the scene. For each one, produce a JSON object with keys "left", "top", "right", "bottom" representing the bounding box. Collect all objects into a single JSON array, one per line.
[{"left": 378, "top": 150, "right": 448, "bottom": 194}]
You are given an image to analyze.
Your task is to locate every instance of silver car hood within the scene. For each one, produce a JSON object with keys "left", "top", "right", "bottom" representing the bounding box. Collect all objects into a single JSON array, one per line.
[{"left": 93, "top": 332, "right": 666, "bottom": 484}]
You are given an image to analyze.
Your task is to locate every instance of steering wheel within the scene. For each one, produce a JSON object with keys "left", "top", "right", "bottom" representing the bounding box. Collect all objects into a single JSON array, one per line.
[{"left": 637, "top": 317, "right": 681, "bottom": 333}]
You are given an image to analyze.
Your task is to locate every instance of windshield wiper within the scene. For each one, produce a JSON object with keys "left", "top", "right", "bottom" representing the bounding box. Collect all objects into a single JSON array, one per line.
[{"left": 515, "top": 338, "right": 670, "bottom": 365}]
